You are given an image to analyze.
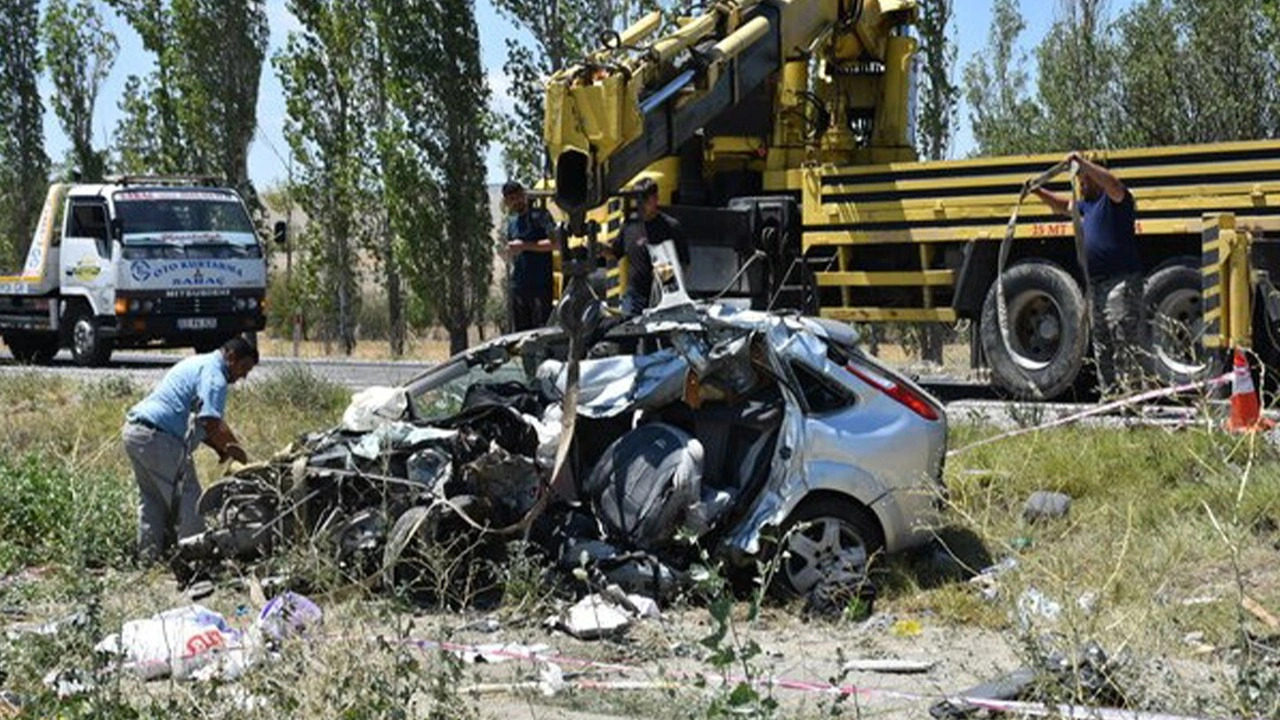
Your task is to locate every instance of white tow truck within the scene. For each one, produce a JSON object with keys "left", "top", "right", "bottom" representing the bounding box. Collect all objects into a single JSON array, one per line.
[{"left": 0, "top": 177, "right": 268, "bottom": 366}]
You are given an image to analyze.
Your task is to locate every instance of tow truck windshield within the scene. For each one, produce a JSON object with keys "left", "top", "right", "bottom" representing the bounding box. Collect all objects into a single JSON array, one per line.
[
  {"left": 114, "top": 190, "right": 260, "bottom": 259},
  {"left": 114, "top": 190, "right": 255, "bottom": 240}
]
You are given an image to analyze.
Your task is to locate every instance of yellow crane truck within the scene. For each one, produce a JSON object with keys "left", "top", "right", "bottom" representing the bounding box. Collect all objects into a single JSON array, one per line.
[{"left": 540, "top": 0, "right": 1280, "bottom": 398}]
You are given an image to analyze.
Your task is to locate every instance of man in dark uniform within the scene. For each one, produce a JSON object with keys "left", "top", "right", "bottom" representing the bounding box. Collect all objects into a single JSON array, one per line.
[
  {"left": 611, "top": 177, "right": 690, "bottom": 316},
  {"left": 1033, "top": 151, "right": 1145, "bottom": 393},
  {"left": 503, "top": 181, "right": 556, "bottom": 331}
]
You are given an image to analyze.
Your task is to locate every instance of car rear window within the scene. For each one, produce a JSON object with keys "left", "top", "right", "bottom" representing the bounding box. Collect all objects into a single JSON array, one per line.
[{"left": 790, "top": 360, "right": 856, "bottom": 414}]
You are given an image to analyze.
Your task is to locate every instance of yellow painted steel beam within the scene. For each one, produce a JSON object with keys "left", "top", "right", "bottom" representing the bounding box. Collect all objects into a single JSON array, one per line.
[
  {"left": 820, "top": 158, "right": 1280, "bottom": 195},
  {"left": 815, "top": 270, "right": 955, "bottom": 287},
  {"left": 815, "top": 188, "right": 1280, "bottom": 219},
  {"left": 802, "top": 216, "right": 1280, "bottom": 250},
  {"left": 1230, "top": 228, "right": 1253, "bottom": 349},
  {"left": 820, "top": 307, "right": 958, "bottom": 322},
  {"left": 812, "top": 139, "right": 1280, "bottom": 179}
]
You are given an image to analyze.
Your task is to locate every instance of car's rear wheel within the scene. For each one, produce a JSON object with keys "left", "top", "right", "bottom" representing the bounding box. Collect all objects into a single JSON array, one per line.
[{"left": 774, "top": 495, "right": 884, "bottom": 599}]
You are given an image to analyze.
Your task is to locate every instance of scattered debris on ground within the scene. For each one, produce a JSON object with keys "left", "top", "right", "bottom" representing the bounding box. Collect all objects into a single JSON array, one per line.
[
  {"left": 91, "top": 591, "right": 321, "bottom": 683},
  {"left": 842, "top": 657, "right": 936, "bottom": 674},
  {"left": 1023, "top": 490, "right": 1072, "bottom": 522},
  {"left": 548, "top": 589, "right": 661, "bottom": 640},
  {"left": 930, "top": 642, "right": 1128, "bottom": 719}
]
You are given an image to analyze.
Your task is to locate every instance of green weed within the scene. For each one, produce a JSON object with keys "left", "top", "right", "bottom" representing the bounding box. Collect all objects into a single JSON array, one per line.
[
  {"left": 0, "top": 455, "right": 133, "bottom": 573},
  {"left": 238, "top": 363, "right": 348, "bottom": 415}
]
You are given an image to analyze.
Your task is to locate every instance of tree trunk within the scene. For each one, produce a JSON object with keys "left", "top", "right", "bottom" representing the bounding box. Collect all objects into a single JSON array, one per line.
[
  {"left": 334, "top": 219, "right": 357, "bottom": 355},
  {"left": 921, "top": 325, "right": 944, "bottom": 364},
  {"left": 387, "top": 261, "right": 405, "bottom": 357},
  {"left": 447, "top": 324, "right": 468, "bottom": 356},
  {"left": 863, "top": 324, "right": 881, "bottom": 357},
  {"left": 380, "top": 211, "right": 404, "bottom": 357}
]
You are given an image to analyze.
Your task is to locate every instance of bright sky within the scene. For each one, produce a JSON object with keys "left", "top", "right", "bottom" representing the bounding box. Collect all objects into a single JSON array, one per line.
[{"left": 37, "top": 0, "right": 1135, "bottom": 189}]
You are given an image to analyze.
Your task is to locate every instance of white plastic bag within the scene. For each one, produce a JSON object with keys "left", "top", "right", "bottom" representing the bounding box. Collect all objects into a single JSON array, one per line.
[{"left": 95, "top": 605, "right": 240, "bottom": 681}]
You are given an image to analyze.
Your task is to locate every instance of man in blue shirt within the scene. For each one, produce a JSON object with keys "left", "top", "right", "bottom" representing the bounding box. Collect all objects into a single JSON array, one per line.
[
  {"left": 1034, "top": 151, "right": 1146, "bottom": 393},
  {"left": 503, "top": 181, "right": 556, "bottom": 331},
  {"left": 122, "top": 335, "right": 258, "bottom": 562}
]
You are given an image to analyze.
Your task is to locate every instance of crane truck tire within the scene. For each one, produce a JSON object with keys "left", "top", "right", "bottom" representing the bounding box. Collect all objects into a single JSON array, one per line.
[
  {"left": 1144, "top": 259, "right": 1220, "bottom": 385},
  {"left": 68, "top": 306, "right": 113, "bottom": 367},
  {"left": 3, "top": 331, "right": 58, "bottom": 365},
  {"left": 980, "top": 260, "right": 1088, "bottom": 400}
]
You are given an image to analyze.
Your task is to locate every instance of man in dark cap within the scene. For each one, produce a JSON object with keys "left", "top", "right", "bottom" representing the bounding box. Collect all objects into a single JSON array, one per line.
[{"left": 503, "top": 180, "right": 556, "bottom": 331}]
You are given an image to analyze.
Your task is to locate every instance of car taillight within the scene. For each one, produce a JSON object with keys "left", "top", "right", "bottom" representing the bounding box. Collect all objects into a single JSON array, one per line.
[{"left": 845, "top": 362, "right": 940, "bottom": 421}]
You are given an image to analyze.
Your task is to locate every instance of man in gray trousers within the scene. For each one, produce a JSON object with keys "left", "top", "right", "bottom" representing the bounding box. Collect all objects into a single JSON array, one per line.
[
  {"left": 122, "top": 335, "right": 258, "bottom": 563},
  {"left": 1034, "top": 151, "right": 1146, "bottom": 394}
]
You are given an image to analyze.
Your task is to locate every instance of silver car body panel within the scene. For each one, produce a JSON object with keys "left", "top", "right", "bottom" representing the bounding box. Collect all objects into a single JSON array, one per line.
[
  {"left": 398, "top": 301, "right": 947, "bottom": 559},
  {"left": 717, "top": 307, "right": 946, "bottom": 556}
]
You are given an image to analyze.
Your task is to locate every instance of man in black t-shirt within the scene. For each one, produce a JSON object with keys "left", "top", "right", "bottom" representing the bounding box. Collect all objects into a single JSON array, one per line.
[
  {"left": 503, "top": 181, "right": 556, "bottom": 331},
  {"left": 1034, "top": 152, "right": 1145, "bottom": 393},
  {"left": 610, "top": 178, "right": 690, "bottom": 316}
]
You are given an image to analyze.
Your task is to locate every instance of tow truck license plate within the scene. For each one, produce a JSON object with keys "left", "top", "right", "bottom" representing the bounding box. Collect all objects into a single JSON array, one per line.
[{"left": 177, "top": 317, "right": 218, "bottom": 330}]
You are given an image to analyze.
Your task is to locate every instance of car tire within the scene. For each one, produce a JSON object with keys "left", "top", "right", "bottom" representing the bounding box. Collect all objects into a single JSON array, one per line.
[
  {"left": 382, "top": 497, "right": 504, "bottom": 608},
  {"left": 68, "top": 309, "right": 113, "bottom": 367},
  {"left": 773, "top": 495, "right": 884, "bottom": 599},
  {"left": 4, "top": 331, "right": 58, "bottom": 364},
  {"left": 1144, "top": 259, "right": 1222, "bottom": 385},
  {"left": 980, "top": 260, "right": 1088, "bottom": 399}
]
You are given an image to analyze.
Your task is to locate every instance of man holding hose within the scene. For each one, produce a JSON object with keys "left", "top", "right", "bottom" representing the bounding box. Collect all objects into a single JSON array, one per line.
[
  {"left": 1033, "top": 151, "right": 1145, "bottom": 394},
  {"left": 122, "top": 335, "right": 258, "bottom": 564}
]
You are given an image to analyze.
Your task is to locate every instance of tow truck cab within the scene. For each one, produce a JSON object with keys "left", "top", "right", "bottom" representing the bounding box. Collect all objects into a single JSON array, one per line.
[{"left": 0, "top": 178, "right": 268, "bottom": 366}]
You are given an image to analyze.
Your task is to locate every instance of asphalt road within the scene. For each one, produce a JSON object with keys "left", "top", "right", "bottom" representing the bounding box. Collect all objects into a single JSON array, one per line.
[{"left": 0, "top": 350, "right": 434, "bottom": 390}]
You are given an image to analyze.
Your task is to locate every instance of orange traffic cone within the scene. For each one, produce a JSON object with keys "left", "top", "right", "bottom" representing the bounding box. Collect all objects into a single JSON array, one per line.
[{"left": 1226, "top": 348, "right": 1274, "bottom": 433}]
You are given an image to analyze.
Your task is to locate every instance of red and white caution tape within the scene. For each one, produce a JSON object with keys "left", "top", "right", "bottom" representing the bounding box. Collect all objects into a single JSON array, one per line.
[{"left": 406, "top": 637, "right": 1239, "bottom": 720}]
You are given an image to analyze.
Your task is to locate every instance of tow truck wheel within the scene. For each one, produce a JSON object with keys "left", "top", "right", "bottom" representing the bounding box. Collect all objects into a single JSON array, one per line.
[
  {"left": 68, "top": 310, "right": 112, "bottom": 367},
  {"left": 1144, "top": 260, "right": 1221, "bottom": 385},
  {"left": 979, "top": 260, "right": 1088, "bottom": 399},
  {"left": 4, "top": 331, "right": 58, "bottom": 364}
]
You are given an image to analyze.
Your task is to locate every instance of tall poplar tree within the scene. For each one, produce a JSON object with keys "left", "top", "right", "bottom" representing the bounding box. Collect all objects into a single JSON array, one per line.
[
  {"left": 962, "top": 0, "right": 1043, "bottom": 156},
  {"left": 0, "top": 0, "right": 48, "bottom": 267},
  {"left": 109, "top": 0, "right": 268, "bottom": 198},
  {"left": 276, "top": 0, "right": 367, "bottom": 354},
  {"left": 380, "top": 0, "right": 493, "bottom": 355},
  {"left": 42, "top": 0, "right": 117, "bottom": 182},
  {"left": 913, "top": 0, "right": 959, "bottom": 363}
]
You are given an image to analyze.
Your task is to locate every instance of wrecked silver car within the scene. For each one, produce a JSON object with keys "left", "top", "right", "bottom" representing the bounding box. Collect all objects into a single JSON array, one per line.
[{"left": 192, "top": 301, "right": 947, "bottom": 606}]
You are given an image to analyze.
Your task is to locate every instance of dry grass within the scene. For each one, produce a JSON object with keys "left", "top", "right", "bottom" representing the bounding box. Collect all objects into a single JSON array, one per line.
[
  {"left": 890, "top": 422, "right": 1280, "bottom": 716},
  {"left": 2, "top": 369, "right": 1280, "bottom": 717}
]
